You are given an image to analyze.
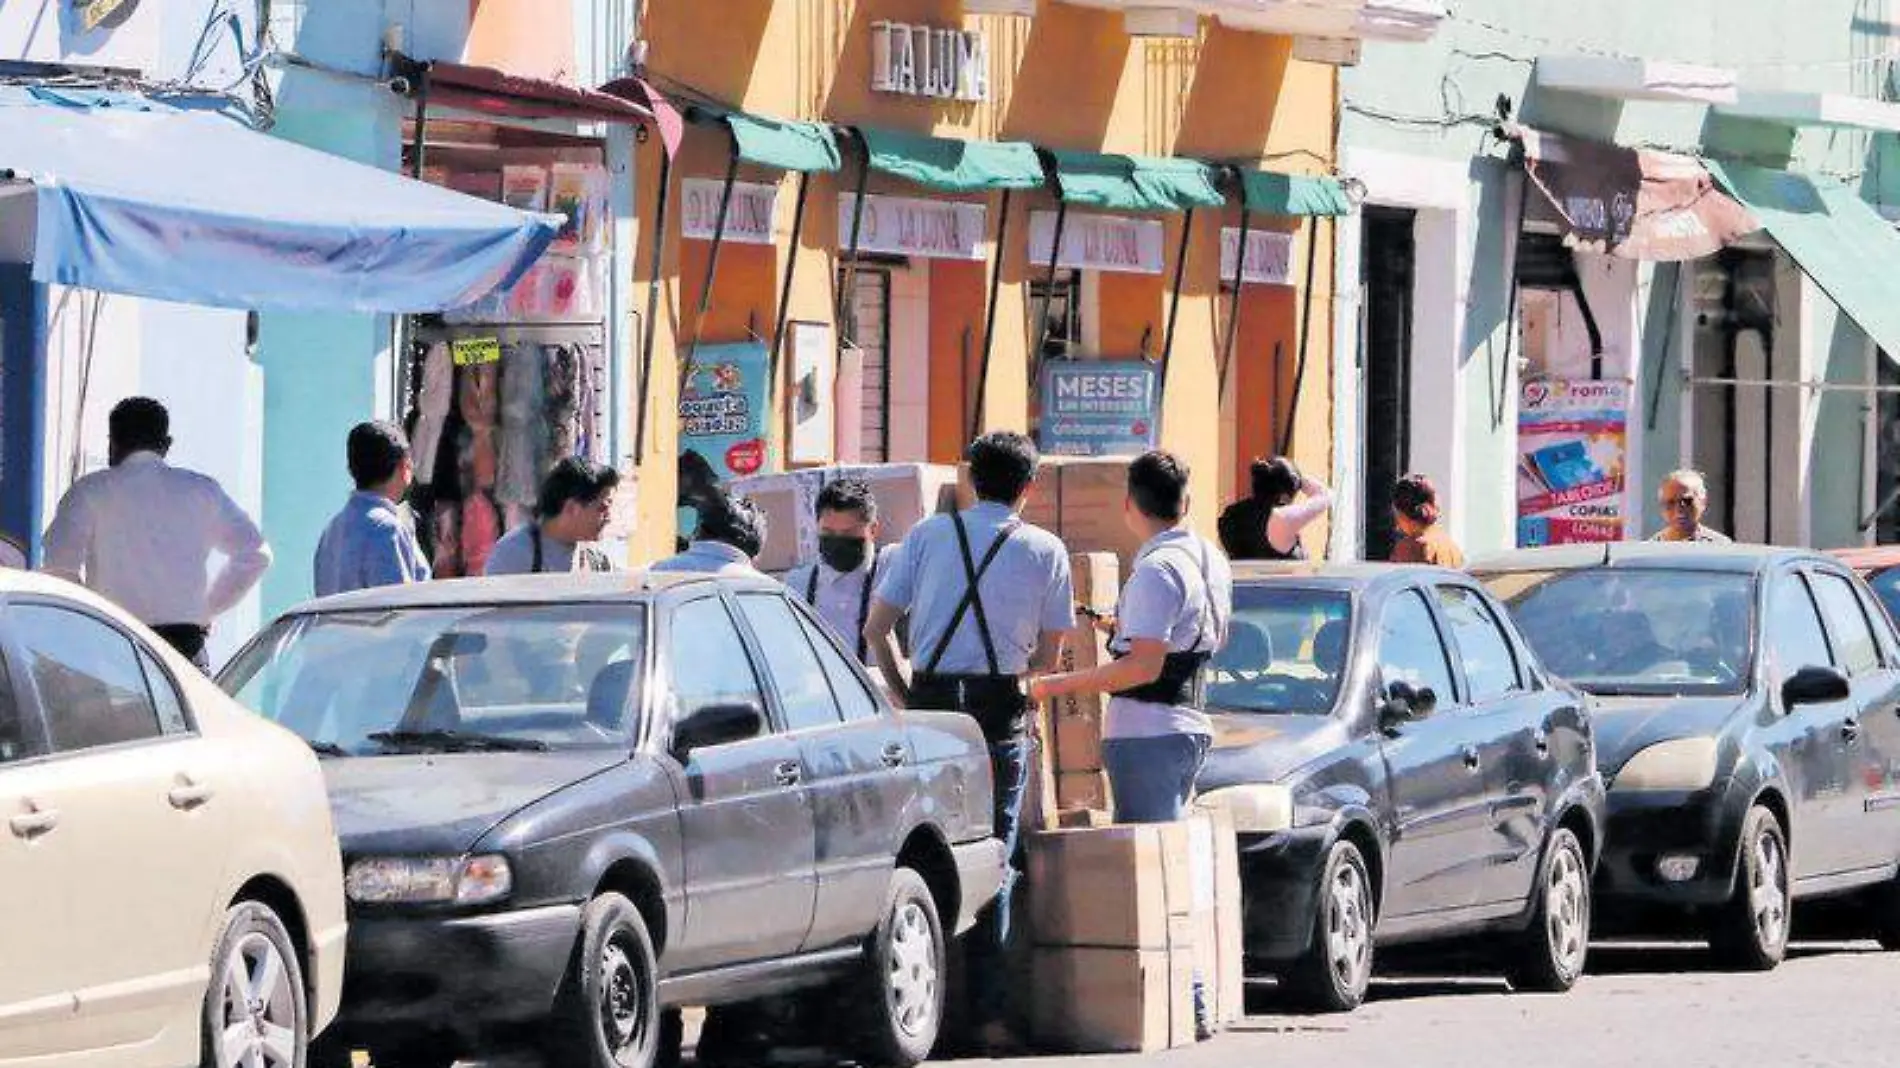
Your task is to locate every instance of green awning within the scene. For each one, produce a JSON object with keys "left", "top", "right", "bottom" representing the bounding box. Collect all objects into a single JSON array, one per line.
[
  {"left": 858, "top": 128, "right": 1045, "bottom": 193},
  {"left": 689, "top": 106, "right": 841, "bottom": 173},
  {"left": 1049, "top": 150, "right": 1225, "bottom": 213},
  {"left": 1239, "top": 170, "right": 1353, "bottom": 216},
  {"left": 1708, "top": 159, "right": 1900, "bottom": 360}
]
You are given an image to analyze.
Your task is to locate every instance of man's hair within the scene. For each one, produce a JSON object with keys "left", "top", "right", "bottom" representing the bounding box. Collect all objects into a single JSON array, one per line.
[
  {"left": 1250, "top": 457, "right": 1301, "bottom": 507},
  {"left": 537, "top": 457, "right": 621, "bottom": 519},
  {"left": 1392, "top": 473, "right": 1441, "bottom": 525},
  {"left": 967, "top": 432, "right": 1039, "bottom": 504},
  {"left": 815, "top": 478, "right": 878, "bottom": 523},
  {"left": 1128, "top": 450, "right": 1190, "bottom": 521},
  {"left": 698, "top": 492, "right": 767, "bottom": 558},
  {"left": 108, "top": 397, "right": 170, "bottom": 454},
  {"left": 1663, "top": 469, "right": 1710, "bottom": 500},
  {"left": 347, "top": 421, "right": 410, "bottom": 490}
]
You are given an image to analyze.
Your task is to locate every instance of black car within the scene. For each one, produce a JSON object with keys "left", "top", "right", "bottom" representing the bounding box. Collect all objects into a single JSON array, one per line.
[
  {"left": 1196, "top": 564, "right": 1605, "bottom": 1012},
  {"left": 1477, "top": 544, "right": 1900, "bottom": 970},
  {"left": 220, "top": 572, "right": 1004, "bottom": 1068}
]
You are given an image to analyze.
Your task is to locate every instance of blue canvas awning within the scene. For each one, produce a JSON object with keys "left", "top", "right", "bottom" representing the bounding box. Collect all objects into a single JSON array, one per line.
[{"left": 0, "top": 86, "right": 560, "bottom": 313}]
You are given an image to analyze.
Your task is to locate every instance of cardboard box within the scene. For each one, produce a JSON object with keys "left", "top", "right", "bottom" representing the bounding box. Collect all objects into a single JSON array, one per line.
[
  {"left": 1031, "top": 919, "right": 1199, "bottom": 1054},
  {"left": 1028, "top": 821, "right": 1196, "bottom": 950},
  {"left": 1055, "top": 769, "right": 1109, "bottom": 814},
  {"left": 731, "top": 462, "right": 960, "bottom": 572},
  {"left": 1210, "top": 810, "right": 1246, "bottom": 1024},
  {"left": 958, "top": 460, "right": 1146, "bottom": 573},
  {"left": 1053, "top": 711, "right": 1103, "bottom": 774},
  {"left": 1022, "top": 711, "right": 1058, "bottom": 833}
]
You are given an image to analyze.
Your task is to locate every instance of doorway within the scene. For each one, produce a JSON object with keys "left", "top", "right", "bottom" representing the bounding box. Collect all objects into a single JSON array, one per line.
[{"left": 1361, "top": 207, "right": 1417, "bottom": 561}]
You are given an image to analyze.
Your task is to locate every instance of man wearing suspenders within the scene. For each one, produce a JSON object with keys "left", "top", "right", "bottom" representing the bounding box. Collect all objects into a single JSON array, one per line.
[
  {"left": 484, "top": 457, "right": 620, "bottom": 576},
  {"left": 782, "top": 479, "right": 894, "bottom": 666},
  {"left": 1031, "top": 450, "right": 1233, "bottom": 823},
  {"left": 865, "top": 432, "right": 1074, "bottom": 1050}
]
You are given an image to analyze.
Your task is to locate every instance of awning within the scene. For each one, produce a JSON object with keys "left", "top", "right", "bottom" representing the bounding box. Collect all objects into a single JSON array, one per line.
[
  {"left": 409, "top": 58, "right": 656, "bottom": 126},
  {"left": 1517, "top": 126, "right": 1756, "bottom": 261},
  {"left": 1048, "top": 150, "right": 1224, "bottom": 213},
  {"left": 0, "top": 86, "right": 558, "bottom": 313},
  {"left": 689, "top": 107, "right": 841, "bottom": 173},
  {"left": 601, "top": 76, "right": 685, "bottom": 159},
  {"left": 858, "top": 128, "right": 1045, "bottom": 193},
  {"left": 1708, "top": 159, "right": 1900, "bottom": 360},
  {"left": 1238, "top": 170, "right": 1353, "bottom": 216}
]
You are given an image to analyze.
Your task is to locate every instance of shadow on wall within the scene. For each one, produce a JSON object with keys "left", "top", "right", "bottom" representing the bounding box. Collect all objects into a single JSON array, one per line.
[
  {"left": 1173, "top": 25, "right": 1293, "bottom": 162},
  {"left": 1462, "top": 154, "right": 1518, "bottom": 433},
  {"left": 998, "top": 2, "right": 1127, "bottom": 150},
  {"left": 646, "top": 0, "right": 774, "bottom": 107}
]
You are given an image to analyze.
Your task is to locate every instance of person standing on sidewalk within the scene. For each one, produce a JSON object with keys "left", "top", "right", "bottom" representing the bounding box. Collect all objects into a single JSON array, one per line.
[
  {"left": 783, "top": 479, "right": 898, "bottom": 666},
  {"left": 1218, "top": 456, "right": 1332, "bottom": 561},
  {"left": 313, "top": 422, "right": 431, "bottom": 597},
  {"left": 1651, "top": 469, "right": 1731, "bottom": 544},
  {"left": 484, "top": 457, "right": 621, "bottom": 576},
  {"left": 864, "top": 431, "right": 1074, "bottom": 1052},
  {"left": 1029, "top": 450, "right": 1231, "bottom": 822},
  {"left": 41, "top": 397, "right": 272, "bottom": 670},
  {"left": 652, "top": 490, "right": 767, "bottom": 576},
  {"left": 1388, "top": 473, "right": 1465, "bottom": 568}
]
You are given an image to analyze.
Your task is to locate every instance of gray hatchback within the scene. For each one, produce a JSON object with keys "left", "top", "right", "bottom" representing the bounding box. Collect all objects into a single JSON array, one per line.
[{"left": 220, "top": 571, "right": 1004, "bottom": 1068}]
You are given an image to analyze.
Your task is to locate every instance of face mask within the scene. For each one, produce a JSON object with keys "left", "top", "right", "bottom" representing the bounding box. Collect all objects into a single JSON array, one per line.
[{"left": 818, "top": 534, "right": 870, "bottom": 573}]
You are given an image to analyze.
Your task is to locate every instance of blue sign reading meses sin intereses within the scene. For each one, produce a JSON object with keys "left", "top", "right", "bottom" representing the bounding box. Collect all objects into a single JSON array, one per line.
[{"left": 1039, "top": 361, "right": 1159, "bottom": 457}]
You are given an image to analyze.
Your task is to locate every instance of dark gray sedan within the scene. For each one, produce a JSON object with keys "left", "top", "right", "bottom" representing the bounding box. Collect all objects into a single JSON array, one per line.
[{"left": 220, "top": 571, "right": 1003, "bottom": 1068}]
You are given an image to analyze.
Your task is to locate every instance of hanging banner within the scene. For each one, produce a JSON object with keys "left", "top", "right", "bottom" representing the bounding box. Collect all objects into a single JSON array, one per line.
[
  {"left": 678, "top": 342, "right": 774, "bottom": 536},
  {"left": 1039, "top": 361, "right": 1159, "bottom": 457},
  {"left": 1028, "top": 211, "right": 1166, "bottom": 275},
  {"left": 1219, "top": 228, "right": 1295, "bottom": 286},
  {"left": 839, "top": 194, "right": 987, "bottom": 261},
  {"left": 1516, "top": 377, "right": 1632, "bottom": 547},
  {"left": 681, "top": 179, "right": 779, "bottom": 245}
]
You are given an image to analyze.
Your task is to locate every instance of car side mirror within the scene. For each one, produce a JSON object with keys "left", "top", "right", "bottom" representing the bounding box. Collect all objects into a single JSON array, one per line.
[
  {"left": 1782, "top": 665, "right": 1850, "bottom": 709},
  {"left": 672, "top": 702, "right": 765, "bottom": 761},
  {"left": 1380, "top": 680, "right": 1438, "bottom": 731}
]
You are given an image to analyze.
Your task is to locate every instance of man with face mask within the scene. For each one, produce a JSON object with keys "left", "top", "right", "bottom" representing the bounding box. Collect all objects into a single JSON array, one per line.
[{"left": 782, "top": 479, "right": 898, "bottom": 666}]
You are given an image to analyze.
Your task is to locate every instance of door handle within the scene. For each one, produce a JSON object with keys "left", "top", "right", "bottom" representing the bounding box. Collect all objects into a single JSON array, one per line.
[
  {"left": 881, "top": 742, "right": 909, "bottom": 768},
  {"left": 774, "top": 760, "right": 803, "bottom": 787},
  {"left": 1533, "top": 730, "right": 1551, "bottom": 755},
  {"left": 1842, "top": 719, "right": 1862, "bottom": 743},
  {"left": 8, "top": 805, "right": 58, "bottom": 840},
  {"left": 1462, "top": 746, "right": 1482, "bottom": 772},
  {"left": 168, "top": 776, "right": 215, "bottom": 811}
]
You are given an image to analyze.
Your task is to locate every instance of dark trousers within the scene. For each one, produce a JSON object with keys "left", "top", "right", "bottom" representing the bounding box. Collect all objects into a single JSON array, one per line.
[
  {"left": 151, "top": 624, "right": 210, "bottom": 673},
  {"left": 965, "top": 737, "right": 1029, "bottom": 1028}
]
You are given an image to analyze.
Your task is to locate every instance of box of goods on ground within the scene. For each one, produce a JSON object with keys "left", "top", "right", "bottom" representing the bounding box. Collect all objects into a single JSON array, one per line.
[
  {"left": 730, "top": 463, "right": 962, "bottom": 574},
  {"left": 1024, "top": 813, "right": 1244, "bottom": 1054}
]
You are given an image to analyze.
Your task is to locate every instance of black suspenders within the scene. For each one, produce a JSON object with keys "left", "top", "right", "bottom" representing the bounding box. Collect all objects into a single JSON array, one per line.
[
  {"left": 804, "top": 549, "right": 883, "bottom": 662},
  {"left": 922, "top": 511, "right": 1018, "bottom": 677},
  {"left": 530, "top": 525, "right": 544, "bottom": 574}
]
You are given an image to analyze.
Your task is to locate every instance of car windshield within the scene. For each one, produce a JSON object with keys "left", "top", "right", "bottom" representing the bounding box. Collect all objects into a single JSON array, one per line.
[
  {"left": 1207, "top": 587, "right": 1352, "bottom": 715},
  {"left": 220, "top": 603, "right": 646, "bottom": 755},
  {"left": 1480, "top": 568, "right": 1754, "bottom": 696}
]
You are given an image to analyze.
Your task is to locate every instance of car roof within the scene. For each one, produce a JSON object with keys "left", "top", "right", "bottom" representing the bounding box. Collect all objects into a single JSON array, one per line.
[
  {"left": 0, "top": 568, "right": 141, "bottom": 618},
  {"left": 284, "top": 569, "right": 785, "bottom": 616},
  {"left": 1230, "top": 560, "right": 1472, "bottom": 592},
  {"left": 1471, "top": 542, "right": 1818, "bottom": 575}
]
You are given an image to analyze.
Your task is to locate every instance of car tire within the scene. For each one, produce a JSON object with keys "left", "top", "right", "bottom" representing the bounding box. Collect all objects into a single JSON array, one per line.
[
  {"left": 1283, "top": 839, "right": 1376, "bottom": 1013},
  {"left": 1869, "top": 878, "right": 1900, "bottom": 951},
  {"left": 200, "top": 901, "right": 309, "bottom": 1068},
  {"left": 545, "top": 892, "right": 662, "bottom": 1068},
  {"left": 852, "top": 867, "right": 946, "bottom": 1067},
  {"left": 308, "top": 1037, "right": 355, "bottom": 1068},
  {"left": 1506, "top": 827, "right": 1591, "bottom": 993},
  {"left": 1709, "top": 805, "right": 1791, "bottom": 971}
]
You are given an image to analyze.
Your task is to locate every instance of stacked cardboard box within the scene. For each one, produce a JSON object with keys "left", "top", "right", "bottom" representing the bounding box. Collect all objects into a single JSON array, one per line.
[
  {"left": 1026, "top": 817, "right": 1230, "bottom": 1052},
  {"left": 1022, "top": 457, "right": 1148, "bottom": 574},
  {"left": 730, "top": 463, "right": 961, "bottom": 573},
  {"left": 1044, "top": 553, "right": 1119, "bottom": 823}
]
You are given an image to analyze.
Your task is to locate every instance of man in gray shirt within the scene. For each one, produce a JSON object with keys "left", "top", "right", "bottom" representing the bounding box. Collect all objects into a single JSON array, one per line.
[
  {"left": 651, "top": 492, "right": 766, "bottom": 576},
  {"left": 1031, "top": 450, "right": 1232, "bottom": 822},
  {"left": 485, "top": 458, "right": 620, "bottom": 576}
]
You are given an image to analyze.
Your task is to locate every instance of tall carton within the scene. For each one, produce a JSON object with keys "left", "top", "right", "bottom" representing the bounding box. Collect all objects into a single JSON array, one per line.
[
  {"left": 1047, "top": 552, "right": 1117, "bottom": 778},
  {"left": 1027, "top": 822, "right": 1195, "bottom": 950},
  {"left": 1029, "top": 917, "right": 1199, "bottom": 1053},
  {"left": 1210, "top": 810, "right": 1246, "bottom": 1024}
]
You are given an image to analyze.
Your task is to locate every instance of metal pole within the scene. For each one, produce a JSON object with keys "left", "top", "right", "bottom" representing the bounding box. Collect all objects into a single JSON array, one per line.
[
  {"left": 680, "top": 126, "right": 741, "bottom": 401},
  {"left": 1496, "top": 165, "right": 1533, "bottom": 430},
  {"left": 836, "top": 133, "right": 873, "bottom": 352},
  {"left": 1031, "top": 199, "right": 1070, "bottom": 392},
  {"left": 972, "top": 188, "right": 1013, "bottom": 441},
  {"left": 1279, "top": 215, "right": 1320, "bottom": 457},
  {"left": 1155, "top": 207, "right": 1196, "bottom": 415},
  {"left": 1218, "top": 206, "right": 1253, "bottom": 399},
  {"left": 633, "top": 149, "right": 672, "bottom": 465},
  {"left": 769, "top": 170, "right": 813, "bottom": 443},
  {"left": 408, "top": 67, "right": 430, "bottom": 180}
]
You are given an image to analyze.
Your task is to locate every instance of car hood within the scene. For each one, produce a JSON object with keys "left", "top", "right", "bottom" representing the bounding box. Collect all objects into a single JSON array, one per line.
[
  {"left": 1588, "top": 694, "right": 1746, "bottom": 775},
  {"left": 323, "top": 750, "right": 626, "bottom": 856},
  {"left": 1197, "top": 711, "right": 1346, "bottom": 790}
]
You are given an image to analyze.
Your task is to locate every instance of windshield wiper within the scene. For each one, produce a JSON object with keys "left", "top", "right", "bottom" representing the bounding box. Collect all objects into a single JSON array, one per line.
[
  {"left": 366, "top": 729, "right": 551, "bottom": 753},
  {"left": 305, "top": 739, "right": 350, "bottom": 757}
]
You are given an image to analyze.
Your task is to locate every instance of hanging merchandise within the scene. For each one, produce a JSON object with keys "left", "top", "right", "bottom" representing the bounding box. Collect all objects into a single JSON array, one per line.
[
  {"left": 549, "top": 163, "right": 612, "bottom": 254},
  {"left": 496, "top": 343, "right": 548, "bottom": 512},
  {"left": 411, "top": 342, "right": 455, "bottom": 488}
]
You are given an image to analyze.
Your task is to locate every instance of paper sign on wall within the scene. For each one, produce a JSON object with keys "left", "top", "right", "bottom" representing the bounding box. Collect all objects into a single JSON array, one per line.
[
  {"left": 1517, "top": 377, "right": 1632, "bottom": 546},
  {"left": 840, "top": 194, "right": 987, "bottom": 261},
  {"left": 1028, "top": 212, "right": 1166, "bottom": 275},
  {"left": 450, "top": 337, "right": 502, "bottom": 366},
  {"left": 681, "top": 180, "right": 780, "bottom": 245},
  {"left": 1039, "top": 361, "right": 1159, "bottom": 457},
  {"left": 789, "top": 322, "right": 838, "bottom": 464},
  {"left": 1219, "top": 228, "right": 1295, "bottom": 286},
  {"left": 678, "top": 342, "right": 774, "bottom": 536}
]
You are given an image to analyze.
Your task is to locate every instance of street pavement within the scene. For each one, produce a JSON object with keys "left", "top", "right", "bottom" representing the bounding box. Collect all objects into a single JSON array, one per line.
[{"left": 445, "top": 938, "right": 1899, "bottom": 1068}]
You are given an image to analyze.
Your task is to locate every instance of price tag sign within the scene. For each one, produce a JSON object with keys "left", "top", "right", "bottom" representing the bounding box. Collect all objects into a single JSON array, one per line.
[{"left": 451, "top": 337, "right": 502, "bottom": 367}]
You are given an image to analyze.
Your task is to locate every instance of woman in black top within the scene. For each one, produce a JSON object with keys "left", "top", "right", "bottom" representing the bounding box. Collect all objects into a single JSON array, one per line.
[{"left": 1218, "top": 457, "right": 1333, "bottom": 561}]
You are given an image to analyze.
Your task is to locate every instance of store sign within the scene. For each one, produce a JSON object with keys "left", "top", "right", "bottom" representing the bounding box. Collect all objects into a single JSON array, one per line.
[
  {"left": 450, "top": 337, "right": 502, "bottom": 366},
  {"left": 840, "top": 194, "right": 987, "bottom": 261},
  {"left": 1219, "top": 228, "right": 1295, "bottom": 286},
  {"left": 1516, "top": 377, "right": 1632, "bottom": 547},
  {"left": 1040, "top": 362, "right": 1160, "bottom": 458},
  {"left": 1028, "top": 212, "right": 1166, "bottom": 275},
  {"left": 679, "top": 342, "right": 774, "bottom": 537},
  {"left": 871, "top": 21, "right": 990, "bottom": 102},
  {"left": 681, "top": 179, "right": 779, "bottom": 246}
]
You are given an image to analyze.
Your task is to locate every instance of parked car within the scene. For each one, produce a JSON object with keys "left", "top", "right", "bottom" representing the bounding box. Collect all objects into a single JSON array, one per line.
[
  {"left": 1195, "top": 563, "right": 1604, "bottom": 1012},
  {"left": 1830, "top": 545, "right": 1900, "bottom": 624},
  {"left": 0, "top": 571, "right": 346, "bottom": 1068},
  {"left": 1476, "top": 543, "right": 1900, "bottom": 970},
  {"left": 219, "top": 571, "right": 1004, "bottom": 1068}
]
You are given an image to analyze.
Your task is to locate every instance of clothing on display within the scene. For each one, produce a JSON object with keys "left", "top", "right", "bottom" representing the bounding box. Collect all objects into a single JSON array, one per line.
[
  {"left": 412, "top": 342, "right": 455, "bottom": 488},
  {"left": 497, "top": 343, "right": 548, "bottom": 509}
]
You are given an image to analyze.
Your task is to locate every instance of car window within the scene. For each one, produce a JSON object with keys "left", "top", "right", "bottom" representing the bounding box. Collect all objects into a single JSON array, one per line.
[
  {"left": 737, "top": 595, "right": 844, "bottom": 732},
  {"left": 138, "top": 650, "right": 191, "bottom": 735},
  {"left": 12, "top": 604, "right": 163, "bottom": 753},
  {"left": 0, "top": 644, "right": 41, "bottom": 765},
  {"left": 1436, "top": 586, "right": 1522, "bottom": 702},
  {"left": 1378, "top": 589, "right": 1457, "bottom": 704},
  {"left": 1767, "top": 574, "right": 1834, "bottom": 681},
  {"left": 1869, "top": 568, "right": 1900, "bottom": 627},
  {"left": 793, "top": 607, "right": 880, "bottom": 722},
  {"left": 667, "top": 598, "right": 768, "bottom": 736},
  {"left": 1811, "top": 572, "right": 1882, "bottom": 676},
  {"left": 1208, "top": 587, "right": 1352, "bottom": 716}
]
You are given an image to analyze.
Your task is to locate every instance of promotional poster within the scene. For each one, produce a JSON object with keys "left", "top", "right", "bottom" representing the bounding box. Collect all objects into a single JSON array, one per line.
[
  {"left": 1039, "top": 361, "right": 1160, "bottom": 458},
  {"left": 1517, "top": 378, "right": 1631, "bottom": 546},
  {"left": 679, "top": 342, "right": 773, "bottom": 536}
]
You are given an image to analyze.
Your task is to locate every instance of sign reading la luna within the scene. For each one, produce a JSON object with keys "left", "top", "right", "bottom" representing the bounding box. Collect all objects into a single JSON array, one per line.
[{"left": 871, "top": 21, "right": 989, "bottom": 102}]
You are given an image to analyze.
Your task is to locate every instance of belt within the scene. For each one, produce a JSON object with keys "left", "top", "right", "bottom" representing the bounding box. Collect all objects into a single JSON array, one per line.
[{"left": 910, "top": 673, "right": 1027, "bottom": 741}]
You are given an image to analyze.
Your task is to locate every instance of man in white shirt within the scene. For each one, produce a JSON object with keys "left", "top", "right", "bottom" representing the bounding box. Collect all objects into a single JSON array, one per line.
[
  {"left": 41, "top": 397, "right": 272, "bottom": 670},
  {"left": 782, "top": 479, "right": 898, "bottom": 666}
]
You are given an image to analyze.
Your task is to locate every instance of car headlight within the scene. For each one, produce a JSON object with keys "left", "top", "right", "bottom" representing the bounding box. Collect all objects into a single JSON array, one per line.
[
  {"left": 1195, "top": 784, "right": 1294, "bottom": 834},
  {"left": 1615, "top": 737, "right": 1720, "bottom": 792},
  {"left": 346, "top": 855, "right": 513, "bottom": 905}
]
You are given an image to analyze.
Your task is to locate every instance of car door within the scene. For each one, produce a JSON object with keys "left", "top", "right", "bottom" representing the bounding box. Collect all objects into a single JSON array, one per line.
[
  {"left": 734, "top": 592, "right": 913, "bottom": 952},
  {"left": 1374, "top": 585, "right": 1494, "bottom": 919},
  {"left": 1434, "top": 582, "right": 1551, "bottom": 908},
  {"left": 0, "top": 599, "right": 235, "bottom": 1055},
  {"left": 662, "top": 594, "right": 818, "bottom": 972},
  {"left": 1762, "top": 569, "right": 1859, "bottom": 881},
  {"left": 1807, "top": 566, "right": 1900, "bottom": 874}
]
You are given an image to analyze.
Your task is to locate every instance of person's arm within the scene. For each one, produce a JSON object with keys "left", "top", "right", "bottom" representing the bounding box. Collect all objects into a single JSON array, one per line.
[
  {"left": 1030, "top": 562, "right": 1176, "bottom": 701},
  {"left": 1267, "top": 476, "right": 1333, "bottom": 554},
  {"left": 1033, "top": 551, "right": 1078, "bottom": 673},
  {"left": 39, "top": 483, "right": 92, "bottom": 583},
  {"left": 864, "top": 597, "right": 910, "bottom": 708},
  {"left": 207, "top": 490, "right": 272, "bottom": 617}
]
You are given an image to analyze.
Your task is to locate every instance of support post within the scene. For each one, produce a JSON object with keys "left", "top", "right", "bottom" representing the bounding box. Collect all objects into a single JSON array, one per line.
[
  {"left": 1030, "top": 199, "right": 1070, "bottom": 393},
  {"left": 972, "top": 188, "right": 1013, "bottom": 442},
  {"left": 769, "top": 170, "right": 814, "bottom": 444},
  {"left": 679, "top": 126, "right": 741, "bottom": 401},
  {"left": 633, "top": 149, "right": 672, "bottom": 465},
  {"left": 836, "top": 132, "right": 873, "bottom": 356},
  {"left": 1279, "top": 214, "right": 1320, "bottom": 457},
  {"left": 1155, "top": 207, "right": 1196, "bottom": 417},
  {"left": 1218, "top": 206, "right": 1253, "bottom": 399}
]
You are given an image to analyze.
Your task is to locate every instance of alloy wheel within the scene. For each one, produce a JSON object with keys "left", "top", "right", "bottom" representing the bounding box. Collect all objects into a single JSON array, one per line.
[
  {"left": 886, "top": 900, "right": 940, "bottom": 1038},
  {"left": 1752, "top": 828, "right": 1789, "bottom": 953},
  {"left": 215, "top": 933, "right": 299, "bottom": 1068},
  {"left": 1325, "top": 861, "right": 1374, "bottom": 995},
  {"left": 1545, "top": 842, "right": 1590, "bottom": 978}
]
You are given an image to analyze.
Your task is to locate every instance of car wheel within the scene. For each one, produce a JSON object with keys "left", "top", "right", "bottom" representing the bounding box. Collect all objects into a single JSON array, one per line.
[
  {"left": 545, "top": 892, "right": 662, "bottom": 1068},
  {"left": 852, "top": 867, "right": 945, "bottom": 1067},
  {"left": 200, "top": 901, "right": 309, "bottom": 1068},
  {"left": 1506, "top": 827, "right": 1591, "bottom": 992},
  {"left": 1283, "top": 839, "right": 1375, "bottom": 1013},
  {"left": 1868, "top": 877, "right": 1900, "bottom": 951},
  {"left": 1709, "top": 806, "right": 1790, "bottom": 971},
  {"left": 366, "top": 1045, "right": 455, "bottom": 1068}
]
